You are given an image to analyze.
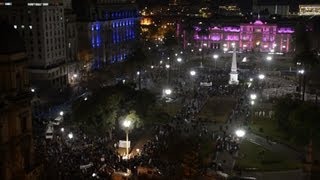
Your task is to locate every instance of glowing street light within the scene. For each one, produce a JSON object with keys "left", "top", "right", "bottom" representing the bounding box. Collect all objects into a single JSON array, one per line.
[
  {"left": 250, "top": 94, "right": 257, "bottom": 100},
  {"left": 251, "top": 100, "right": 255, "bottom": 105},
  {"left": 298, "top": 69, "right": 305, "bottom": 74},
  {"left": 136, "top": 71, "right": 140, "bottom": 75},
  {"left": 177, "top": 57, "right": 182, "bottom": 62},
  {"left": 235, "top": 129, "right": 246, "bottom": 138},
  {"left": 73, "top": 74, "right": 78, "bottom": 78},
  {"left": 266, "top": 56, "right": 272, "bottom": 61},
  {"left": 84, "top": 97, "right": 88, "bottom": 101},
  {"left": 190, "top": 70, "right": 196, "bottom": 76},
  {"left": 68, "top": 132, "right": 73, "bottom": 139},
  {"left": 165, "top": 64, "right": 170, "bottom": 69},
  {"left": 31, "top": 88, "right": 35, "bottom": 93},
  {"left": 151, "top": 65, "right": 154, "bottom": 69},
  {"left": 249, "top": 78, "right": 253, "bottom": 82},
  {"left": 123, "top": 119, "right": 132, "bottom": 158},
  {"left": 223, "top": 47, "right": 228, "bottom": 53},
  {"left": 164, "top": 88, "right": 172, "bottom": 95},
  {"left": 199, "top": 48, "right": 202, "bottom": 52},
  {"left": 59, "top": 111, "right": 64, "bottom": 116},
  {"left": 160, "top": 60, "right": 163, "bottom": 64},
  {"left": 258, "top": 74, "right": 265, "bottom": 80},
  {"left": 213, "top": 54, "right": 219, "bottom": 68},
  {"left": 242, "top": 57, "right": 247, "bottom": 62},
  {"left": 60, "top": 127, "right": 64, "bottom": 132}
]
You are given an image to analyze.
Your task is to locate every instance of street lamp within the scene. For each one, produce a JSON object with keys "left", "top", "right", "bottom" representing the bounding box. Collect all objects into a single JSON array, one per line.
[
  {"left": 177, "top": 57, "right": 182, "bottom": 62},
  {"left": 60, "top": 127, "right": 65, "bottom": 132},
  {"left": 31, "top": 88, "right": 35, "bottom": 93},
  {"left": 68, "top": 132, "right": 73, "bottom": 139},
  {"left": 223, "top": 47, "right": 228, "bottom": 53},
  {"left": 84, "top": 97, "right": 88, "bottom": 101},
  {"left": 235, "top": 129, "right": 246, "bottom": 138},
  {"left": 250, "top": 94, "right": 257, "bottom": 100},
  {"left": 73, "top": 74, "right": 78, "bottom": 78},
  {"left": 190, "top": 70, "right": 196, "bottom": 76},
  {"left": 165, "top": 64, "right": 170, "bottom": 69},
  {"left": 298, "top": 69, "right": 305, "bottom": 74},
  {"left": 258, "top": 74, "right": 265, "bottom": 80},
  {"left": 164, "top": 88, "right": 172, "bottom": 95},
  {"left": 123, "top": 119, "right": 132, "bottom": 158},
  {"left": 59, "top": 111, "right": 64, "bottom": 116},
  {"left": 213, "top": 54, "right": 219, "bottom": 68},
  {"left": 136, "top": 71, "right": 140, "bottom": 75},
  {"left": 249, "top": 78, "right": 253, "bottom": 82},
  {"left": 151, "top": 65, "right": 154, "bottom": 69}
]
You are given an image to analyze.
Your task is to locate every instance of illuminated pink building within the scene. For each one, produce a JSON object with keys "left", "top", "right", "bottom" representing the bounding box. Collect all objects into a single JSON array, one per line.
[{"left": 192, "top": 20, "right": 294, "bottom": 53}]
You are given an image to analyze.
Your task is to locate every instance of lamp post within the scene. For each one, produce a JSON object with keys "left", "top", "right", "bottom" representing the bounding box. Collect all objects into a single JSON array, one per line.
[
  {"left": 190, "top": 70, "right": 196, "bottom": 91},
  {"left": 266, "top": 56, "right": 272, "bottom": 71},
  {"left": 137, "top": 71, "right": 141, "bottom": 90},
  {"left": 298, "top": 69, "right": 305, "bottom": 101},
  {"left": 258, "top": 74, "right": 265, "bottom": 80},
  {"left": 68, "top": 132, "right": 73, "bottom": 139},
  {"left": 123, "top": 119, "right": 132, "bottom": 158},
  {"left": 164, "top": 88, "right": 172, "bottom": 96},
  {"left": 177, "top": 57, "right": 182, "bottom": 76},
  {"left": 199, "top": 48, "right": 203, "bottom": 67},
  {"left": 213, "top": 54, "right": 219, "bottom": 69},
  {"left": 235, "top": 129, "right": 246, "bottom": 138},
  {"left": 250, "top": 93, "right": 257, "bottom": 105}
]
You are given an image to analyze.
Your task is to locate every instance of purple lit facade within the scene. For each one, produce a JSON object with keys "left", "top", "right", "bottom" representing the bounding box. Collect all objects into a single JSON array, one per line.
[{"left": 190, "top": 20, "right": 294, "bottom": 53}]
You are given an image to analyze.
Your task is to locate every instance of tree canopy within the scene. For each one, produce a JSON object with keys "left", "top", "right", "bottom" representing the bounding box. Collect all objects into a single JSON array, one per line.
[
  {"left": 72, "top": 85, "right": 156, "bottom": 137},
  {"left": 273, "top": 96, "right": 320, "bottom": 146}
]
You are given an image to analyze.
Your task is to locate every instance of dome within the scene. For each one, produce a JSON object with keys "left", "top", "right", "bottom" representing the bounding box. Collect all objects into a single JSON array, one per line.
[{"left": 0, "top": 21, "right": 25, "bottom": 54}]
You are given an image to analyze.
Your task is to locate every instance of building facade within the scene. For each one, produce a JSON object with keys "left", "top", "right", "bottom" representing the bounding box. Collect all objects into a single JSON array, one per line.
[
  {"left": 77, "top": 0, "right": 139, "bottom": 70},
  {"left": 299, "top": 4, "right": 320, "bottom": 16},
  {"left": 0, "top": 22, "right": 41, "bottom": 180},
  {"left": 191, "top": 20, "right": 294, "bottom": 53},
  {"left": 252, "top": 0, "right": 290, "bottom": 16},
  {"left": 64, "top": 0, "right": 80, "bottom": 85},
  {"left": 0, "top": 1, "right": 68, "bottom": 89}
]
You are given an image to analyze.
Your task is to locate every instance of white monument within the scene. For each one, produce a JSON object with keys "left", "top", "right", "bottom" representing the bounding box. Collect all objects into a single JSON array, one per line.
[{"left": 229, "top": 46, "right": 239, "bottom": 85}]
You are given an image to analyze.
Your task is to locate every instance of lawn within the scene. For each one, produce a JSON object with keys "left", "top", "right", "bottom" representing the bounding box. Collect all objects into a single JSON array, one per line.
[
  {"left": 249, "top": 116, "right": 302, "bottom": 151},
  {"left": 143, "top": 100, "right": 182, "bottom": 125},
  {"left": 198, "top": 96, "right": 236, "bottom": 123},
  {"left": 235, "top": 140, "right": 301, "bottom": 171}
]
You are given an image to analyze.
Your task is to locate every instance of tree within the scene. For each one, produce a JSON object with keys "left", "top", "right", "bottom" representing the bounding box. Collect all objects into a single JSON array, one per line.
[
  {"left": 293, "top": 22, "right": 320, "bottom": 101},
  {"left": 124, "top": 46, "right": 148, "bottom": 89},
  {"left": 163, "top": 30, "right": 178, "bottom": 51},
  {"left": 273, "top": 97, "right": 320, "bottom": 146}
]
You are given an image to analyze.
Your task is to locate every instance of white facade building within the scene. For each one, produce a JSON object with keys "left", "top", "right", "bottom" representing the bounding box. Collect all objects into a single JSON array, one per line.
[{"left": 0, "top": 0, "right": 68, "bottom": 88}]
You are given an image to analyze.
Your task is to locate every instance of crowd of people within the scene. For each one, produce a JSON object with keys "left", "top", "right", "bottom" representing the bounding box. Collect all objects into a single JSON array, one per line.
[{"left": 31, "top": 51, "right": 262, "bottom": 179}]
